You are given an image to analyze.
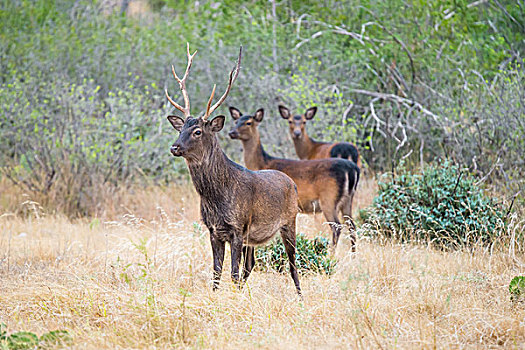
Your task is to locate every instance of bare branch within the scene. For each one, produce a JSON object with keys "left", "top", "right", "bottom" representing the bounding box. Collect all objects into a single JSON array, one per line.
[{"left": 351, "top": 89, "right": 442, "bottom": 122}]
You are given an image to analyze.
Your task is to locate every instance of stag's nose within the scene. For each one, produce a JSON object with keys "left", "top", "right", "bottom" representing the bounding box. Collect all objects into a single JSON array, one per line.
[
  {"left": 170, "top": 144, "right": 182, "bottom": 156},
  {"left": 293, "top": 130, "right": 302, "bottom": 138},
  {"left": 228, "top": 130, "right": 239, "bottom": 139}
]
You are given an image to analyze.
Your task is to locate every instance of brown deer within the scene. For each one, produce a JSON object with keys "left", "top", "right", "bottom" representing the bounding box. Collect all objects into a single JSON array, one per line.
[
  {"left": 228, "top": 107, "right": 360, "bottom": 250},
  {"left": 278, "top": 105, "right": 361, "bottom": 167},
  {"left": 165, "top": 45, "right": 301, "bottom": 294}
]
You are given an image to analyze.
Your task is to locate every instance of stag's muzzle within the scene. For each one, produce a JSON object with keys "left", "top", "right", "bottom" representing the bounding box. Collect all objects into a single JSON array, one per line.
[{"left": 170, "top": 145, "right": 184, "bottom": 157}]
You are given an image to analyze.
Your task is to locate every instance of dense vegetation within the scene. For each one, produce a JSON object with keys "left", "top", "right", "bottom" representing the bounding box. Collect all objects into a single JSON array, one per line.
[
  {"left": 359, "top": 160, "right": 508, "bottom": 249},
  {"left": 0, "top": 0, "right": 523, "bottom": 215},
  {"left": 256, "top": 233, "right": 336, "bottom": 275}
]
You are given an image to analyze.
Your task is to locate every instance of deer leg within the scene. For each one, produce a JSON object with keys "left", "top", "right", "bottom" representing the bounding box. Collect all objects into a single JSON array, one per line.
[
  {"left": 340, "top": 195, "right": 352, "bottom": 221},
  {"left": 230, "top": 234, "right": 244, "bottom": 287},
  {"left": 210, "top": 233, "right": 225, "bottom": 291},
  {"left": 341, "top": 194, "right": 357, "bottom": 252},
  {"left": 280, "top": 223, "right": 302, "bottom": 295},
  {"left": 326, "top": 212, "right": 342, "bottom": 249},
  {"left": 241, "top": 246, "right": 255, "bottom": 282},
  {"left": 320, "top": 198, "right": 342, "bottom": 248}
]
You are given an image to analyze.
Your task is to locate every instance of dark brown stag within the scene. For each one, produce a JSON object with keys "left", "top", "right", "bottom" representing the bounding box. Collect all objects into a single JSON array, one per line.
[
  {"left": 165, "top": 44, "right": 301, "bottom": 294},
  {"left": 228, "top": 107, "right": 360, "bottom": 250}
]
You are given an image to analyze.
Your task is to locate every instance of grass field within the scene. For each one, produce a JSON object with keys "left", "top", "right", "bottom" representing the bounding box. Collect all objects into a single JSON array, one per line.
[{"left": 1, "top": 178, "right": 524, "bottom": 349}]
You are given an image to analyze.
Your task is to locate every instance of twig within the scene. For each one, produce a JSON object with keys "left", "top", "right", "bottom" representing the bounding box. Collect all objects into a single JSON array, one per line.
[
  {"left": 400, "top": 149, "right": 413, "bottom": 160},
  {"left": 395, "top": 123, "right": 408, "bottom": 152},
  {"left": 443, "top": 0, "right": 490, "bottom": 21},
  {"left": 493, "top": 0, "right": 525, "bottom": 32},
  {"left": 451, "top": 171, "right": 463, "bottom": 198},
  {"left": 294, "top": 31, "right": 324, "bottom": 50},
  {"left": 475, "top": 155, "right": 501, "bottom": 185},
  {"left": 505, "top": 191, "right": 522, "bottom": 219},
  {"left": 342, "top": 101, "right": 354, "bottom": 127}
]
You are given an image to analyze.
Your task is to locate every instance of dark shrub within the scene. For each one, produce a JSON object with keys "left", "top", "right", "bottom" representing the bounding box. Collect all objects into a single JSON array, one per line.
[{"left": 360, "top": 160, "right": 507, "bottom": 248}]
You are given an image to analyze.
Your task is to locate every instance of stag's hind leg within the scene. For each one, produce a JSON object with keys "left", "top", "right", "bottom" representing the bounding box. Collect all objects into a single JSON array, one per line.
[
  {"left": 280, "top": 223, "right": 301, "bottom": 295},
  {"left": 241, "top": 246, "right": 255, "bottom": 282}
]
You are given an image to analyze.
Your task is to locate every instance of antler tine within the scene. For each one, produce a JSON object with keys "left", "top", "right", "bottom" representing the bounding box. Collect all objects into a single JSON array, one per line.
[
  {"left": 205, "top": 84, "right": 217, "bottom": 118},
  {"left": 175, "top": 43, "right": 197, "bottom": 84},
  {"left": 165, "top": 88, "right": 187, "bottom": 115},
  {"left": 165, "top": 43, "right": 198, "bottom": 118},
  {"left": 203, "top": 46, "right": 242, "bottom": 120}
]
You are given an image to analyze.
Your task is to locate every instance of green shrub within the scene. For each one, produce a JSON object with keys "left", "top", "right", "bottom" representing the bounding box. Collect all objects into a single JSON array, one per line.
[
  {"left": 509, "top": 276, "right": 525, "bottom": 303},
  {"left": 360, "top": 160, "right": 506, "bottom": 248},
  {"left": 256, "top": 233, "right": 336, "bottom": 275},
  {"left": 0, "top": 324, "right": 71, "bottom": 350}
]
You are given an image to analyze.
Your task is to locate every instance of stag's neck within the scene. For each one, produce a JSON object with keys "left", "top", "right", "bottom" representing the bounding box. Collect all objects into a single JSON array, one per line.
[
  {"left": 240, "top": 131, "right": 273, "bottom": 171},
  {"left": 293, "top": 133, "right": 317, "bottom": 159},
  {"left": 186, "top": 140, "right": 241, "bottom": 197}
]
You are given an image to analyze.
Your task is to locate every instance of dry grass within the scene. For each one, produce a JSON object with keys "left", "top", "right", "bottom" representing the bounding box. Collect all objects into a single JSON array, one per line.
[{"left": 1, "top": 176, "right": 524, "bottom": 349}]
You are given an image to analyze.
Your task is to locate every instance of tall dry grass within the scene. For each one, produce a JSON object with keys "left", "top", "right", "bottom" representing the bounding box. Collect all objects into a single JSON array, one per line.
[{"left": 1, "top": 176, "right": 524, "bottom": 348}]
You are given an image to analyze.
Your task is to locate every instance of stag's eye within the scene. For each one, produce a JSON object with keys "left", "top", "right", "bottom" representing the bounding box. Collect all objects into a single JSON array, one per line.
[
  {"left": 193, "top": 129, "right": 202, "bottom": 136},
  {"left": 246, "top": 122, "right": 252, "bottom": 126}
]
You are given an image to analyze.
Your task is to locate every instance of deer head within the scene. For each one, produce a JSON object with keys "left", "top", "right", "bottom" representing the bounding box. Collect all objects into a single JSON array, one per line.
[
  {"left": 278, "top": 105, "right": 317, "bottom": 139},
  {"left": 166, "top": 44, "right": 242, "bottom": 162},
  {"left": 228, "top": 107, "right": 264, "bottom": 141}
]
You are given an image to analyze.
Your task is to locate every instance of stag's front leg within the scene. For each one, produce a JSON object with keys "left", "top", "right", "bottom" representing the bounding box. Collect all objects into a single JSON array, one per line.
[
  {"left": 210, "top": 231, "right": 225, "bottom": 291},
  {"left": 230, "top": 233, "right": 244, "bottom": 287}
]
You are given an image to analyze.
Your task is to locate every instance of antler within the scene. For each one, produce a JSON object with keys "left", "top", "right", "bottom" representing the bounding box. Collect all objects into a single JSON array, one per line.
[
  {"left": 203, "top": 46, "right": 242, "bottom": 120},
  {"left": 165, "top": 43, "right": 197, "bottom": 118}
]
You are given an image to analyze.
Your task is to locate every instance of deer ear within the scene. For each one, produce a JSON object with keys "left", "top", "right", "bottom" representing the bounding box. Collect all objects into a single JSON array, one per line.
[
  {"left": 305, "top": 106, "right": 317, "bottom": 120},
  {"left": 229, "top": 107, "right": 242, "bottom": 120},
  {"left": 209, "top": 115, "right": 225, "bottom": 132},
  {"left": 278, "top": 105, "right": 291, "bottom": 119},
  {"left": 254, "top": 108, "right": 264, "bottom": 122},
  {"left": 167, "top": 115, "right": 185, "bottom": 131}
]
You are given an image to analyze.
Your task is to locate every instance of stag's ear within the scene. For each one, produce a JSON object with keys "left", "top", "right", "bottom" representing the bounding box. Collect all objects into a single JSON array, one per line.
[
  {"left": 305, "top": 106, "right": 317, "bottom": 120},
  {"left": 278, "top": 105, "right": 291, "bottom": 119},
  {"left": 254, "top": 108, "right": 264, "bottom": 122},
  {"left": 167, "top": 115, "right": 185, "bottom": 131},
  {"left": 209, "top": 115, "right": 225, "bottom": 132},
  {"left": 229, "top": 107, "right": 242, "bottom": 120}
]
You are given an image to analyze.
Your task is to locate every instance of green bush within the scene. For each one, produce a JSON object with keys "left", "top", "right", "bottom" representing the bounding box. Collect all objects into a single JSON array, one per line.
[
  {"left": 509, "top": 276, "right": 525, "bottom": 303},
  {"left": 0, "top": 324, "right": 71, "bottom": 350},
  {"left": 256, "top": 233, "right": 336, "bottom": 275},
  {"left": 360, "top": 160, "right": 507, "bottom": 248}
]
